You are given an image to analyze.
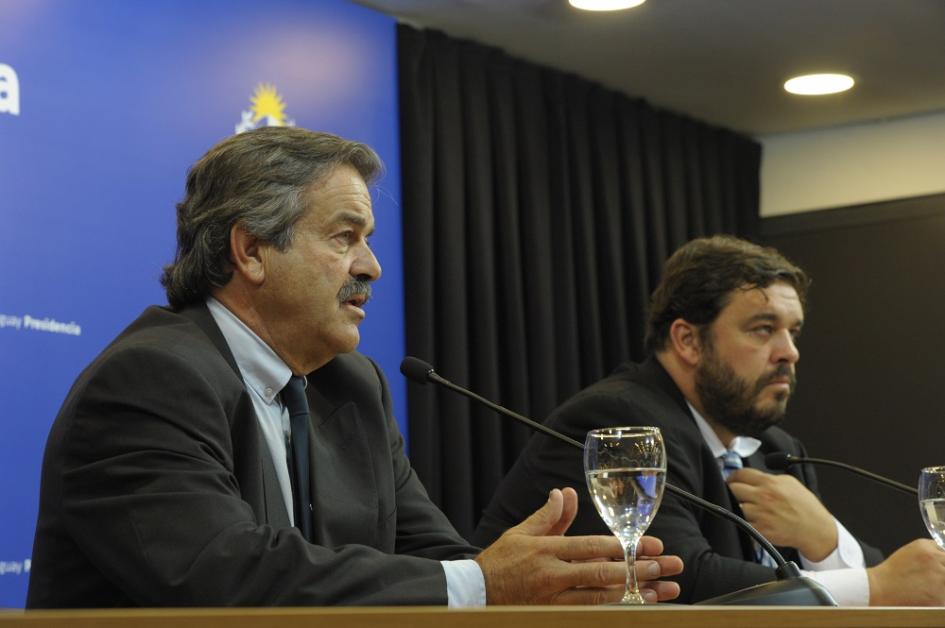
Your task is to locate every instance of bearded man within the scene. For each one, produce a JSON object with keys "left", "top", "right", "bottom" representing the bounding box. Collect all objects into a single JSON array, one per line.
[{"left": 473, "top": 235, "right": 945, "bottom": 606}]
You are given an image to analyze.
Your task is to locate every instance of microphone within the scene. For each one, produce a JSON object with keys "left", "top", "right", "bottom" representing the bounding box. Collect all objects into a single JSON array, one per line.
[
  {"left": 766, "top": 452, "right": 917, "bottom": 496},
  {"left": 401, "top": 356, "right": 837, "bottom": 606},
  {"left": 400, "top": 356, "right": 583, "bottom": 448}
]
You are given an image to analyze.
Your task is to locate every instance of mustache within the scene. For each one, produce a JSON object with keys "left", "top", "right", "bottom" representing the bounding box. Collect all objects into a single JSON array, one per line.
[
  {"left": 337, "top": 278, "right": 372, "bottom": 304},
  {"left": 756, "top": 363, "right": 796, "bottom": 390}
]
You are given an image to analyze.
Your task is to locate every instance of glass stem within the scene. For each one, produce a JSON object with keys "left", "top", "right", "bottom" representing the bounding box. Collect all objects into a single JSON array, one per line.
[{"left": 624, "top": 536, "right": 640, "bottom": 601}]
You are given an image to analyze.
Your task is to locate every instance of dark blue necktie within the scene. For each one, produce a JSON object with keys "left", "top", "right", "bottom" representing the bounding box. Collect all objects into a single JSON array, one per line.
[{"left": 281, "top": 375, "right": 313, "bottom": 541}]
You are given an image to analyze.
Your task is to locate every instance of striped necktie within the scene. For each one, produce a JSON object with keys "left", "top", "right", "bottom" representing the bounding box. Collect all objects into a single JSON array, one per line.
[
  {"left": 720, "top": 449, "right": 778, "bottom": 567},
  {"left": 721, "top": 449, "right": 743, "bottom": 480}
]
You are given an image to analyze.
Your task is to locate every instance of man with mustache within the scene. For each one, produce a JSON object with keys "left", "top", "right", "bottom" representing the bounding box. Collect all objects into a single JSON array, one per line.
[
  {"left": 27, "top": 127, "right": 683, "bottom": 608},
  {"left": 474, "top": 235, "right": 945, "bottom": 605}
]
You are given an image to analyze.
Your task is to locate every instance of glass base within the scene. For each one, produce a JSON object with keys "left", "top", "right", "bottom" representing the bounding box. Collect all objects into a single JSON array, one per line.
[{"left": 616, "top": 591, "right": 647, "bottom": 605}]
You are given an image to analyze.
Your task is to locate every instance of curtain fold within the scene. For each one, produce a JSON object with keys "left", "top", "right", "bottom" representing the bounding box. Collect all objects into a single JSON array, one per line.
[{"left": 398, "top": 25, "right": 761, "bottom": 538}]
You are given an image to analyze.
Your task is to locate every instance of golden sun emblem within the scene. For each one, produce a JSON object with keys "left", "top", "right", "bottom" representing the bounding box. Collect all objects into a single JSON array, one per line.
[
  {"left": 250, "top": 83, "right": 288, "bottom": 125},
  {"left": 235, "top": 83, "right": 295, "bottom": 134}
]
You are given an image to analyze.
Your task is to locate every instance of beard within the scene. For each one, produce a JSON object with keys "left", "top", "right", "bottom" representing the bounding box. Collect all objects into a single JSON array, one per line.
[{"left": 694, "top": 344, "right": 796, "bottom": 438}]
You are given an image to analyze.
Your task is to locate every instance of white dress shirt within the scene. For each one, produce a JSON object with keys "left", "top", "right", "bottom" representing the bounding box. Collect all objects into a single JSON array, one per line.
[
  {"left": 688, "top": 402, "right": 869, "bottom": 605},
  {"left": 206, "top": 298, "right": 485, "bottom": 607}
]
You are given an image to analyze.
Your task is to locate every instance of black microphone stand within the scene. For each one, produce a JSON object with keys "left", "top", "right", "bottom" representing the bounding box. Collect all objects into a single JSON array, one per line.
[
  {"left": 766, "top": 452, "right": 917, "bottom": 496},
  {"left": 401, "top": 357, "right": 838, "bottom": 606}
]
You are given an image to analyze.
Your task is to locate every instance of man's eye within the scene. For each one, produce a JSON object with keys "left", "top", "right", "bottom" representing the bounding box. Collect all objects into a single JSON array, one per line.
[
  {"left": 752, "top": 326, "right": 773, "bottom": 336},
  {"left": 335, "top": 231, "right": 355, "bottom": 244}
]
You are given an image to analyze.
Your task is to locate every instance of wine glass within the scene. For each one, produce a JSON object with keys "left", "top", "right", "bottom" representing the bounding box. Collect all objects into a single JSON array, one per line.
[
  {"left": 918, "top": 466, "right": 945, "bottom": 551},
  {"left": 584, "top": 426, "right": 666, "bottom": 605}
]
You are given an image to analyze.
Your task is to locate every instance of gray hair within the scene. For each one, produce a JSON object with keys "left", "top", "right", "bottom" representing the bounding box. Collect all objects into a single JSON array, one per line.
[{"left": 160, "top": 127, "right": 382, "bottom": 309}]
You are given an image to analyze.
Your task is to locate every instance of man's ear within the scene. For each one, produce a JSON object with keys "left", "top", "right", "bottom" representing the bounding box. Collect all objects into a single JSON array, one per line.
[
  {"left": 668, "top": 319, "right": 703, "bottom": 367},
  {"left": 229, "top": 223, "right": 266, "bottom": 286}
]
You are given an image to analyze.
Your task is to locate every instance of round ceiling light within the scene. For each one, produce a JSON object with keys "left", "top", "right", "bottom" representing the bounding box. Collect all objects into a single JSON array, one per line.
[
  {"left": 569, "top": 0, "right": 647, "bottom": 11},
  {"left": 783, "top": 73, "right": 855, "bottom": 95}
]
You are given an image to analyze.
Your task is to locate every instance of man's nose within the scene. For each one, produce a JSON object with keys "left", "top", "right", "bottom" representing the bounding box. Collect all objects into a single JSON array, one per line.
[
  {"left": 353, "top": 243, "right": 382, "bottom": 282},
  {"left": 774, "top": 330, "right": 800, "bottom": 364}
]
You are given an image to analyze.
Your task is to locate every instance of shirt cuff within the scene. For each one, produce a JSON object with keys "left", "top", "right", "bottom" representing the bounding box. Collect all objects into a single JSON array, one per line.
[
  {"left": 801, "top": 567, "right": 870, "bottom": 606},
  {"left": 800, "top": 518, "right": 866, "bottom": 570},
  {"left": 441, "top": 559, "right": 486, "bottom": 607}
]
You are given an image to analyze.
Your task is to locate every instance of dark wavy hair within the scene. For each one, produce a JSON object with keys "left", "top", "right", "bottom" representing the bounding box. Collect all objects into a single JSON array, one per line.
[
  {"left": 644, "top": 235, "right": 810, "bottom": 354},
  {"left": 160, "top": 126, "right": 382, "bottom": 309}
]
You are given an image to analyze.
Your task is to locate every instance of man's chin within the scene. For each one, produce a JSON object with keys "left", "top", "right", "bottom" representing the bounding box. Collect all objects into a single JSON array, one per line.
[
  {"left": 336, "top": 330, "right": 361, "bottom": 355},
  {"left": 750, "top": 404, "right": 788, "bottom": 430}
]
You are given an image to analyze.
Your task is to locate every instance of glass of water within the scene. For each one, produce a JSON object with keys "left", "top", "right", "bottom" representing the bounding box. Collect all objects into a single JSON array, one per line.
[
  {"left": 919, "top": 466, "right": 945, "bottom": 551},
  {"left": 584, "top": 426, "right": 666, "bottom": 605}
]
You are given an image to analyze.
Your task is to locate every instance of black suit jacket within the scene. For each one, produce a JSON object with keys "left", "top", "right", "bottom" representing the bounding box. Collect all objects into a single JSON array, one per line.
[
  {"left": 472, "top": 357, "right": 881, "bottom": 603},
  {"left": 27, "top": 304, "right": 477, "bottom": 608}
]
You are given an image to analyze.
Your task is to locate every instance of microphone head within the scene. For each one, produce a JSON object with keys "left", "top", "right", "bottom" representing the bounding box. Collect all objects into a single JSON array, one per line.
[
  {"left": 765, "top": 452, "right": 793, "bottom": 470},
  {"left": 400, "top": 356, "right": 435, "bottom": 384}
]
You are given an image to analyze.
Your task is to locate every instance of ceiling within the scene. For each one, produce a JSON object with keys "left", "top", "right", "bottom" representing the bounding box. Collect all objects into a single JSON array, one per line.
[{"left": 356, "top": 0, "right": 945, "bottom": 137}]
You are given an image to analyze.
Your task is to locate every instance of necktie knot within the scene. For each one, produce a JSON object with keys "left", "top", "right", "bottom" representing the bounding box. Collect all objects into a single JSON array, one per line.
[
  {"left": 721, "top": 449, "right": 743, "bottom": 479},
  {"left": 281, "top": 376, "right": 308, "bottom": 418}
]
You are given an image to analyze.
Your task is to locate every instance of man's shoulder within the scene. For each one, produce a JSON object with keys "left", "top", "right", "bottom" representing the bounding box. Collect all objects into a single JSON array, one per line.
[
  {"left": 74, "top": 304, "right": 233, "bottom": 390},
  {"left": 549, "top": 359, "right": 693, "bottom": 432},
  {"left": 52, "top": 304, "right": 242, "bottom": 433},
  {"left": 101, "top": 304, "right": 220, "bottom": 360},
  {"left": 567, "top": 360, "right": 683, "bottom": 409}
]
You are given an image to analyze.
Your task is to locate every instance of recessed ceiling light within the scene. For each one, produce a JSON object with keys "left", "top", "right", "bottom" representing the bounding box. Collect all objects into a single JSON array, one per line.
[
  {"left": 569, "top": 0, "right": 647, "bottom": 11},
  {"left": 783, "top": 73, "right": 855, "bottom": 96}
]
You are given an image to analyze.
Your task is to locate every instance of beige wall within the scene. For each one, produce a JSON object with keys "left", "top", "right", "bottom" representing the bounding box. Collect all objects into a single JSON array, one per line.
[{"left": 760, "top": 110, "right": 945, "bottom": 216}]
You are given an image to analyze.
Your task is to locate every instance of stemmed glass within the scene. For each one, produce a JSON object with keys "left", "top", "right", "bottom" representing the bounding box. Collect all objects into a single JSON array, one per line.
[
  {"left": 918, "top": 466, "right": 945, "bottom": 551},
  {"left": 584, "top": 426, "right": 666, "bottom": 605}
]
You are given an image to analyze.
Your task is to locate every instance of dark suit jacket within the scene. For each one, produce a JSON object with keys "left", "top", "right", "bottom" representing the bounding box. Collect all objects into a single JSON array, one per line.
[
  {"left": 472, "top": 357, "right": 881, "bottom": 603},
  {"left": 27, "top": 304, "right": 478, "bottom": 608}
]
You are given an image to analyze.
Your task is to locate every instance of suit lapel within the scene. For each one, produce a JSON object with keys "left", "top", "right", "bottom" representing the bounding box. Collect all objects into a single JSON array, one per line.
[
  {"left": 261, "top": 444, "right": 291, "bottom": 529},
  {"left": 176, "top": 302, "right": 291, "bottom": 529},
  {"left": 745, "top": 449, "right": 767, "bottom": 472},
  {"left": 306, "top": 384, "right": 379, "bottom": 548},
  {"left": 725, "top": 489, "right": 760, "bottom": 561}
]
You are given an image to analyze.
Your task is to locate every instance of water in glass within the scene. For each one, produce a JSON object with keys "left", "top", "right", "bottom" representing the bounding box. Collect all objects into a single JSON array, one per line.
[
  {"left": 584, "top": 426, "right": 666, "bottom": 605},
  {"left": 919, "top": 466, "right": 945, "bottom": 551}
]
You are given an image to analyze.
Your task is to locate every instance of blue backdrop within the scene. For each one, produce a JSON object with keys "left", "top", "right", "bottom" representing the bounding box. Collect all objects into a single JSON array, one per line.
[{"left": 0, "top": 0, "right": 403, "bottom": 607}]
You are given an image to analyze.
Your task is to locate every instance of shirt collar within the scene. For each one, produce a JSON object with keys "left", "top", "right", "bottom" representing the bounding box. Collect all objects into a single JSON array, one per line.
[
  {"left": 687, "top": 401, "right": 762, "bottom": 459},
  {"left": 206, "top": 297, "right": 292, "bottom": 405}
]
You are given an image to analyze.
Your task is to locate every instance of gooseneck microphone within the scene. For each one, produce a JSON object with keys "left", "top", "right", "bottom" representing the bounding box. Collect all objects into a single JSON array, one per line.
[
  {"left": 400, "top": 356, "right": 585, "bottom": 449},
  {"left": 766, "top": 452, "right": 917, "bottom": 496},
  {"left": 401, "top": 356, "right": 837, "bottom": 606}
]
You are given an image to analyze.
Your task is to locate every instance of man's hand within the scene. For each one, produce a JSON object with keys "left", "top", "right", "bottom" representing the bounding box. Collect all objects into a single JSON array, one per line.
[
  {"left": 727, "top": 468, "right": 836, "bottom": 561},
  {"left": 868, "top": 539, "right": 945, "bottom": 606},
  {"left": 474, "top": 487, "right": 683, "bottom": 605}
]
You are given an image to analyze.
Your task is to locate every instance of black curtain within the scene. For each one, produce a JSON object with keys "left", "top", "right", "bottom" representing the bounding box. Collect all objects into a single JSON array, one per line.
[{"left": 398, "top": 25, "right": 761, "bottom": 538}]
